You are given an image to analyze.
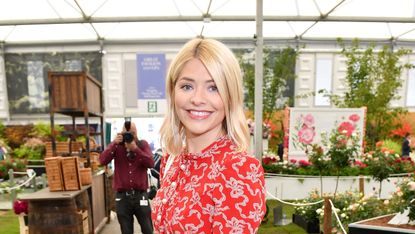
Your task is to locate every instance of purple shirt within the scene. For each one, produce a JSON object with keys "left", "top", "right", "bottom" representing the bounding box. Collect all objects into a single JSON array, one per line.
[{"left": 100, "top": 140, "right": 155, "bottom": 192}]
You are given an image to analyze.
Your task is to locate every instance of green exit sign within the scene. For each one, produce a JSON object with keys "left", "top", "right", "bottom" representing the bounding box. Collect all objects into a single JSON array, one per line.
[{"left": 147, "top": 101, "right": 157, "bottom": 113}]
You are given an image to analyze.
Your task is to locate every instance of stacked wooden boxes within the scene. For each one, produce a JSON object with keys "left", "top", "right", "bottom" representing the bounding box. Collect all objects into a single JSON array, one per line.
[
  {"left": 45, "top": 141, "right": 84, "bottom": 158},
  {"left": 45, "top": 156, "right": 83, "bottom": 191},
  {"left": 44, "top": 157, "right": 64, "bottom": 191},
  {"left": 61, "top": 157, "right": 82, "bottom": 190}
]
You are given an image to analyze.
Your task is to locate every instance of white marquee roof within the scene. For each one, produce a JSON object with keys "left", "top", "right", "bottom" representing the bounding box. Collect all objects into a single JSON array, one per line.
[{"left": 1, "top": 0, "right": 415, "bottom": 46}]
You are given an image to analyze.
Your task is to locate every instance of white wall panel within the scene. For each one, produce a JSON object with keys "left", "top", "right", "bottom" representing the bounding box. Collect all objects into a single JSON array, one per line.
[
  {"left": 295, "top": 54, "right": 315, "bottom": 107},
  {"left": 103, "top": 54, "right": 124, "bottom": 117}
]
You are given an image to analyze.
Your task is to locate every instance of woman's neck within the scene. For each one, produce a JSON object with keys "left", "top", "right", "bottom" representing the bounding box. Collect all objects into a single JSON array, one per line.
[{"left": 185, "top": 129, "right": 225, "bottom": 154}]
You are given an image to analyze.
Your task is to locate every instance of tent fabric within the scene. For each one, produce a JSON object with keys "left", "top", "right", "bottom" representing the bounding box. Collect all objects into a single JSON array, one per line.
[{"left": 1, "top": 0, "right": 415, "bottom": 45}]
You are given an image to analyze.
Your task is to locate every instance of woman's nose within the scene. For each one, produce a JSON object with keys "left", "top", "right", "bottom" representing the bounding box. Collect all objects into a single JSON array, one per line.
[{"left": 190, "top": 88, "right": 206, "bottom": 105}]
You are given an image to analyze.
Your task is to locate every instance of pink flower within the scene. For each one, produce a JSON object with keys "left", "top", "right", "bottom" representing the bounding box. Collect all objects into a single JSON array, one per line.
[
  {"left": 337, "top": 121, "right": 355, "bottom": 137},
  {"left": 298, "top": 159, "right": 311, "bottom": 167},
  {"left": 298, "top": 127, "right": 316, "bottom": 144},
  {"left": 349, "top": 114, "right": 360, "bottom": 122},
  {"left": 303, "top": 114, "right": 315, "bottom": 128}
]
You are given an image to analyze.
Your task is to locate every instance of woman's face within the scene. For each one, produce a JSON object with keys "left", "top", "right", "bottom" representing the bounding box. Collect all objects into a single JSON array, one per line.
[{"left": 174, "top": 58, "right": 225, "bottom": 140}]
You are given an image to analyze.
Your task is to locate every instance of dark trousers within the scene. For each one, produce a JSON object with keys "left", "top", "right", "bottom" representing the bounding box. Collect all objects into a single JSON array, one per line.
[{"left": 115, "top": 191, "right": 153, "bottom": 234}]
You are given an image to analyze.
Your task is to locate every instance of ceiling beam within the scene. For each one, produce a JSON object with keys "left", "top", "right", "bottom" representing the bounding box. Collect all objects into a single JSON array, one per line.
[{"left": 2, "top": 16, "right": 415, "bottom": 26}]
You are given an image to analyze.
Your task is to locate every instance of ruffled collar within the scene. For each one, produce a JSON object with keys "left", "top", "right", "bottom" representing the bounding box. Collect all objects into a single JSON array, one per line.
[{"left": 181, "top": 135, "right": 230, "bottom": 160}]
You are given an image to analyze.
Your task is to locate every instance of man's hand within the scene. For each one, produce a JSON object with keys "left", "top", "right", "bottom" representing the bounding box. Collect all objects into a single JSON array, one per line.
[{"left": 114, "top": 133, "right": 123, "bottom": 144}]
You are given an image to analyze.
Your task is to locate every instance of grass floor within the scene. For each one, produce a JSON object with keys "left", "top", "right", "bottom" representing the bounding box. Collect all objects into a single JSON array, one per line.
[
  {"left": 259, "top": 200, "right": 307, "bottom": 234},
  {"left": 0, "top": 210, "right": 19, "bottom": 234},
  {"left": 0, "top": 199, "right": 308, "bottom": 234}
]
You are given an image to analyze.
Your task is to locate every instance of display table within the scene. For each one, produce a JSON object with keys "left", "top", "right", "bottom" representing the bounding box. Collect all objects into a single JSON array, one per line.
[
  {"left": 19, "top": 186, "right": 92, "bottom": 234},
  {"left": 19, "top": 170, "right": 109, "bottom": 234}
]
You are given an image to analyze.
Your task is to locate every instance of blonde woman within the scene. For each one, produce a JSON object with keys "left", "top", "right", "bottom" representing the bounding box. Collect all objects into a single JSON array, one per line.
[{"left": 151, "top": 38, "right": 266, "bottom": 233}]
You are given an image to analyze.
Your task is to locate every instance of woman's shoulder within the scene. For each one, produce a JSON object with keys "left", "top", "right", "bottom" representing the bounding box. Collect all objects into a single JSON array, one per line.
[{"left": 219, "top": 147, "right": 262, "bottom": 169}]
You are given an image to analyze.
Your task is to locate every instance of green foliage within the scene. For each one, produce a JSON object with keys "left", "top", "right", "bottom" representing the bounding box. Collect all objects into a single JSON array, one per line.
[
  {"left": 326, "top": 192, "right": 388, "bottom": 233},
  {"left": 293, "top": 189, "right": 323, "bottom": 223},
  {"left": 0, "top": 121, "right": 5, "bottom": 138},
  {"left": 382, "top": 139, "right": 402, "bottom": 155},
  {"left": 388, "top": 178, "right": 415, "bottom": 221},
  {"left": 13, "top": 145, "right": 44, "bottom": 160},
  {"left": 295, "top": 190, "right": 389, "bottom": 233},
  {"left": 0, "top": 158, "right": 27, "bottom": 179},
  {"left": 364, "top": 149, "right": 394, "bottom": 198},
  {"left": 30, "top": 122, "right": 67, "bottom": 142},
  {"left": 330, "top": 39, "right": 413, "bottom": 149},
  {"left": 237, "top": 47, "right": 298, "bottom": 121}
]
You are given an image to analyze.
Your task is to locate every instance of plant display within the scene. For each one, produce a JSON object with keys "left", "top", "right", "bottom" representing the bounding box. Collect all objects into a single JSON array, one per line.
[
  {"left": 298, "top": 115, "right": 362, "bottom": 196},
  {"left": 12, "top": 200, "right": 28, "bottom": 215},
  {"left": 13, "top": 138, "right": 45, "bottom": 160},
  {"left": 361, "top": 141, "right": 402, "bottom": 197},
  {"left": 293, "top": 189, "right": 323, "bottom": 223},
  {"left": 327, "top": 40, "right": 413, "bottom": 149},
  {"left": 30, "top": 122, "right": 67, "bottom": 142},
  {"left": 0, "top": 158, "right": 26, "bottom": 179},
  {"left": 388, "top": 177, "right": 415, "bottom": 222},
  {"left": 315, "top": 191, "right": 389, "bottom": 233},
  {"left": 3, "top": 125, "right": 33, "bottom": 149},
  {"left": 261, "top": 151, "right": 280, "bottom": 165},
  {"left": 391, "top": 122, "right": 413, "bottom": 139}
]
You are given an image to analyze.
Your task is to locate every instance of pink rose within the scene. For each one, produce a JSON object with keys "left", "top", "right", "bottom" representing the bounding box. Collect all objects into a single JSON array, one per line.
[
  {"left": 303, "top": 114, "right": 315, "bottom": 128},
  {"left": 298, "top": 127, "right": 315, "bottom": 144},
  {"left": 337, "top": 121, "right": 355, "bottom": 137},
  {"left": 349, "top": 114, "right": 360, "bottom": 122}
]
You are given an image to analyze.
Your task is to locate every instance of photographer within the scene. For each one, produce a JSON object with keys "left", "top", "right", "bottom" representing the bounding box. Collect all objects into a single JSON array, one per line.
[{"left": 100, "top": 120, "right": 154, "bottom": 234}]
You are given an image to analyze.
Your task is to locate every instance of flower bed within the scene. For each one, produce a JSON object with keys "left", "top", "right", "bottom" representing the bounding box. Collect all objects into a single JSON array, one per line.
[{"left": 349, "top": 214, "right": 415, "bottom": 234}]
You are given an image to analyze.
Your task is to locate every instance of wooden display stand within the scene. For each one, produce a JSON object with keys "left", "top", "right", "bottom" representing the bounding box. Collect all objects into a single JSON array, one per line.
[
  {"left": 47, "top": 71, "right": 109, "bottom": 233},
  {"left": 48, "top": 71, "right": 104, "bottom": 167}
]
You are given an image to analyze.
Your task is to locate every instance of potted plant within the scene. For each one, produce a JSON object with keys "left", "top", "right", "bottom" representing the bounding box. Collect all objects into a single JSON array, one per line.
[
  {"left": 293, "top": 189, "right": 322, "bottom": 233},
  {"left": 348, "top": 177, "right": 415, "bottom": 233},
  {"left": 13, "top": 199, "right": 29, "bottom": 233}
]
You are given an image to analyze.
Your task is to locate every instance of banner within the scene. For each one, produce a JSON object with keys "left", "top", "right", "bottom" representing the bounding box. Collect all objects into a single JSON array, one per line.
[{"left": 137, "top": 54, "right": 166, "bottom": 99}]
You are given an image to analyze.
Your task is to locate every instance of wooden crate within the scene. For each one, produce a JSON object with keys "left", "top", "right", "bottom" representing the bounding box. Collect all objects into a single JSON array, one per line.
[
  {"left": 44, "top": 157, "right": 64, "bottom": 191},
  {"left": 90, "top": 152, "right": 100, "bottom": 171},
  {"left": 48, "top": 71, "right": 102, "bottom": 116},
  {"left": 79, "top": 168, "right": 92, "bottom": 185},
  {"left": 45, "top": 141, "right": 84, "bottom": 158},
  {"left": 61, "top": 157, "right": 82, "bottom": 191},
  {"left": 78, "top": 210, "right": 89, "bottom": 234}
]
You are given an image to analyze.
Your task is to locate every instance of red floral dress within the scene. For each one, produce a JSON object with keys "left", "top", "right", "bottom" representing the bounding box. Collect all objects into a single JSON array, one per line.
[{"left": 151, "top": 136, "right": 266, "bottom": 234}]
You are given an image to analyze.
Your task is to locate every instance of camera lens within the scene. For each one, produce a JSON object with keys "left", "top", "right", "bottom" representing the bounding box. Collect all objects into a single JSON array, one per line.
[{"left": 122, "top": 132, "right": 134, "bottom": 143}]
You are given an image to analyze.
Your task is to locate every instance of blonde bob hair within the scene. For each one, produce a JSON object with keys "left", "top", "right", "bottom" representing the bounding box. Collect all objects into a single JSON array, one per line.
[{"left": 160, "top": 38, "right": 250, "bottom": 156}]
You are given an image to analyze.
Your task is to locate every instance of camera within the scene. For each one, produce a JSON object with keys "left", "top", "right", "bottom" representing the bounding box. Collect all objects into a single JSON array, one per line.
[{"left": 122, "top": 118, "right": 134, "bottom": 144}]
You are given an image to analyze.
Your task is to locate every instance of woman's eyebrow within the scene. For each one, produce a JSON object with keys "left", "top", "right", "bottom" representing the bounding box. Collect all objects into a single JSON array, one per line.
[{"left": 177, "top": 77, "right": 194, "bottom": 82}]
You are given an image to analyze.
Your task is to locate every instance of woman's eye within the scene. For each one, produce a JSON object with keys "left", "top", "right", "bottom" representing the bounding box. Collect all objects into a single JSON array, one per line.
[
  {"left": 208, "top": 85, "right": 218, "bottom": 92},
  {"left": 180, "top": 84, "right": 192, "bottom": 91}
]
